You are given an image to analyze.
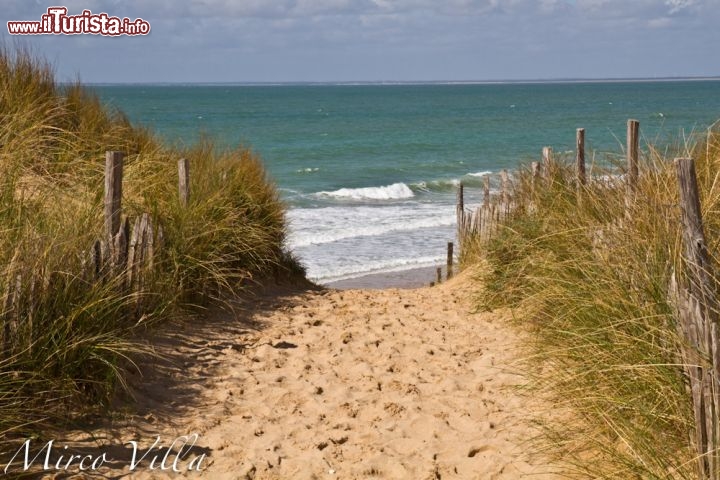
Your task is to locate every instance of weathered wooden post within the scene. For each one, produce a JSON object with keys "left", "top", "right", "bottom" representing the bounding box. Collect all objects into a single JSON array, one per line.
[
  {"left": 676, "top": 159, "right": 715, "bottom": 311},
  {"left": 673, "top": 156, "right": 720, "bottom": 478},
  {"left": 531, "top": 161, "right": 540, "bottom": 192},
  {"left": 483, "top": 175, "right": 490, "bottom": 208},
  {"left": 104, "top": 151, "right": 124, "bottom": 241},
  {"left": 113, "top": 216, "right": 129, "bottom": 274},
  {"left": 480, "top": 175, "right": 491, "bottom": 239},
  {"left": 576, "top": 128, "right": 586, "bottom": 186},
  {"left": 178, "top": 158, "right": 190, "bottom": 206},
  {"left": 138, "top": 213, "right": 151, "bottom": 295},
  {"left": 126, "top": 212, "right": 157, "bottom": 317},
  {"left": 92, "top": 240, "right": 102, "bottom": 279},
  {"left": 456, "top": 182, "right": 465, "bottom": 245},
  {"left": 103, "top": 151, "right": 126, "bottom": 277},
  {"left": 446, "top": 242, "right": 454, "bottom": 280},
  {"left": 542, "top": 146, "right": 552, "bottom": 179},
  {"left": 457, "top": 182, "right": 464, "bottom": 215},
  {"left": 436, "top": 267, "right": 442, "bottom": 285},
  {"left": 473, "top": 206, "right": 482, "bottom": 236},
  {"left": 127, "top": 216, "right": 142, "bottom": 291},
  {"left": 145, "top": 214, "right": 155, "bottom": 271},
  {"left": 627, "top": 120, "right": 639, "bottom": 193},
  {"left": 501, "top": 170, "right": 509, "bottom": 205},
  {"left": 501, "top": 169, "right": 512, "bottom": 219},
  {"left": 463, "top": 210, "right": 473, "bottom": 247}
]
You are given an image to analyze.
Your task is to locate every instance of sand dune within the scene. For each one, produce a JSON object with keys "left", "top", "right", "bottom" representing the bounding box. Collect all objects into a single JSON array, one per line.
[{"left": 42, "top": 272, "right": 561, "bottom": 479}]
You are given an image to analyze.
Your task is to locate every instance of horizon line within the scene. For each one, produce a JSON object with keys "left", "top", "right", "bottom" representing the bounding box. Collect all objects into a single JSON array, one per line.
[{"left": 79, "top": 76, "right": 720, "bottom": 87}]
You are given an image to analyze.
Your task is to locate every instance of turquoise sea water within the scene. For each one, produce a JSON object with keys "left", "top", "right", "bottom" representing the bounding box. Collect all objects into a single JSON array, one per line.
[{"left": 93, "top": 81, "right": 720, "bottom": 282}]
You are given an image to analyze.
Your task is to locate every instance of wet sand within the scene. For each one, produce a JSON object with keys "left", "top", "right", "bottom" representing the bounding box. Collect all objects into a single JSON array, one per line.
[{"left": 324, "top": 266, "right": 443, "bottom": 290}]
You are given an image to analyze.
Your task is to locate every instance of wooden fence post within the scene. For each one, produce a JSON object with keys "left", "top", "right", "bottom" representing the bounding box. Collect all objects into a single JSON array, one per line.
[
  {"left": 178, "top": 158, "right": 190, "bottom": 206},
  {"left": 542, "top": 146, "right": 553, "bottom": 178},
  {"left": 145, "top": 214, "right": 155, "bottom": 270},
  {"left": 456, "top": 182, "right": 465, "bottom": 244},
  {"left": 576, "top": 128, "right": 586, "bottom": 186},
  {"left": 127, "top": 216, "right": 142, "bottom": 290},
  {"left": 457, "top": 182, "right": 464, "bottom": 215},
  {"left": 104, "top": 151, "right": 124, "bottom": 241},
  {"left": 483, "top": 175, "right": 490, "bottom": 209},
  {"left": 627, "top": 120, "right": 639, "bottom": 193},
  {"left": 92, "top": 240, "right": 102, "bottom": 279},
  {"left": 531, "top": 161, "right": 540, "bottom": 193},
  {"left": 673, "top": 156, "right": 720, "bottom": 478},
  {"left": 501, "top": 170, "right": 509, "bottom": 205},
  {"left": 436, "top": 267, "right": 442, "bottom": 285},
  {"left": 676, "top": 158, "right": 715, "bottom": 306},
  {"left": 113, "top": 216, "right": 130, "bottom": 275},
  {"left": 447, "top": 242, "right": 454, "bottom": 280}
]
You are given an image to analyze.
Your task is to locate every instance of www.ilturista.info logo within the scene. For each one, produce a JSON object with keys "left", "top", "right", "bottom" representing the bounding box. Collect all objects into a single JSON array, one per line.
[{"left": 7, "top": 7, "right": 150, "bottom": 36}]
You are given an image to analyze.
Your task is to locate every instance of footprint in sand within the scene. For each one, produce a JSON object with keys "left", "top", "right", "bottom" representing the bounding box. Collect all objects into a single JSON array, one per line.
[{"left": 63, "top": 276, "right": 566, "bottom": 480}]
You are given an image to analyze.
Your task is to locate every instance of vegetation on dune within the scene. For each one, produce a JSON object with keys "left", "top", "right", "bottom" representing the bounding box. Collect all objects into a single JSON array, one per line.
[
  {"left": 7, "top": 42, "right": 719, "bottom": 479},
  {"left": 0, "top": 46, "right": 301, "bottom": 444},
  {"left": 463, "top": 125, "right": 720, "bottom": 478}
]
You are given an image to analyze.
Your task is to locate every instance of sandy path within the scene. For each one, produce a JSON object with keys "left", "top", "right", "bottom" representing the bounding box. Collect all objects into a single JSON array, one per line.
[{"left": 44, "top": 273, "right": 560, "bottom": 479}]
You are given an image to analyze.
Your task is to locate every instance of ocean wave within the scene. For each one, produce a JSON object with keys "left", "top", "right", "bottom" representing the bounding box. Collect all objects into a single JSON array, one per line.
[
  {"left": 316, "top": 182, "right": 414, "bottom": 200},
  {"left": 313, "top": 171, "right": 498, "bottom": 200},
  {"left": 297, "top": 167, "right": 320, "bottom": 173},
  {"left": 411, "top": 179, "right": 460, "bottom": 193},
  {"left": 410, "top": 172, "right": 491, "bottom": 193},
  {"left": 467, "top": 170, "right": 492, "bottom": 177},
  {"left": 287, "top": 207, "right": 456, "bottom": 248}
]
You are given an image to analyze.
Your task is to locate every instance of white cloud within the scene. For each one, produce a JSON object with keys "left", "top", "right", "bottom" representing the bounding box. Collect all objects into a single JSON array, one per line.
[
  {"left": 648, "top": 16, "right": 673, "bottom": 27},
  {"left": 666, "top": 0, "right": 696, "bottom": 14}
]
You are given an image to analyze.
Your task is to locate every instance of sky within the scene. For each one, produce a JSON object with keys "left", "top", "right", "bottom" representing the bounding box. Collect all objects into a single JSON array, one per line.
[{"left": 1, "top": 0, "right": 719, "bottom": 83}]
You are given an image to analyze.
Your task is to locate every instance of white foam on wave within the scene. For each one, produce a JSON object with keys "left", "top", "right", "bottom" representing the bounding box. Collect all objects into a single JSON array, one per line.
[
  {"left": 288, "top": 201, "right": 457, "bottom": 284},
  {"left": 466, "top": 171, "right": 492, "bottom": 177},
  {"left": 316, "top": 182, "right": 414, "bottom": 200},
  {"left": 297, "top": 167, "right": 320, "bottom": 173},
  {"left": 287, "top": 204, "right": 455, "bottom": 248}
]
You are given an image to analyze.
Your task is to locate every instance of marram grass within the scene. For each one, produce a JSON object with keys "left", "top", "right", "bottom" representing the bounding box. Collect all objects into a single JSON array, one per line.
[
  {"left": 465, "top": 129, "right": 720, "bottom": 478},
  {"left": 0, "top": 46, "right": 302, "bottom": 445}
]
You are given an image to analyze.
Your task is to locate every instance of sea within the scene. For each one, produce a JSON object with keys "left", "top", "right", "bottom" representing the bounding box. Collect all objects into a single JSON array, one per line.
[{"left": 92, "top": 81, "right": 720, "bottom": 284}]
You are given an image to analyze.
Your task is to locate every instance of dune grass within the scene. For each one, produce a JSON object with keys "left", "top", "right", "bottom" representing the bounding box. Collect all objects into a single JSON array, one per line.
[
  {"left": 463, "top": 127, "right": 720, "bottom": 477},
  {"left": 0, "top": 46, "right": 301, "bottom": 444}
]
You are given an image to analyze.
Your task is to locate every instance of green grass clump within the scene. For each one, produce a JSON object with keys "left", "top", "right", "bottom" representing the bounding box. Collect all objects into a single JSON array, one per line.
[
  {"left": 465, "top": 129, "right": 720, "bottom": 477},
  {"left": 0, "top": 47, "right": 301, "bottom": 444}
]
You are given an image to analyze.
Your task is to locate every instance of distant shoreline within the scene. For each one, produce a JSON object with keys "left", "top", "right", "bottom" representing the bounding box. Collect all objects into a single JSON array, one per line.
[{"left": 82, "top": 77, "right": 720, "bottom": 87}]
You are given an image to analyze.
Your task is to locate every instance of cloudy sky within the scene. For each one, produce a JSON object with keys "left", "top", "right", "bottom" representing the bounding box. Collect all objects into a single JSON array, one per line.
[{"left": 1, "top": 0, "right": 718, "bottom": 83}]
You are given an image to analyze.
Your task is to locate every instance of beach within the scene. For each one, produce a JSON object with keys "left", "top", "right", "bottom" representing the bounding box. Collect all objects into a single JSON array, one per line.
[
  {"left": 325, "top": 265, "right": 441, "bottom": 289},
  {"left": 6, "top": 5, "right": 719, "bottom": 476},
  {"left": 43, "top": 270, "right": 562, "bottom": 479}
]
